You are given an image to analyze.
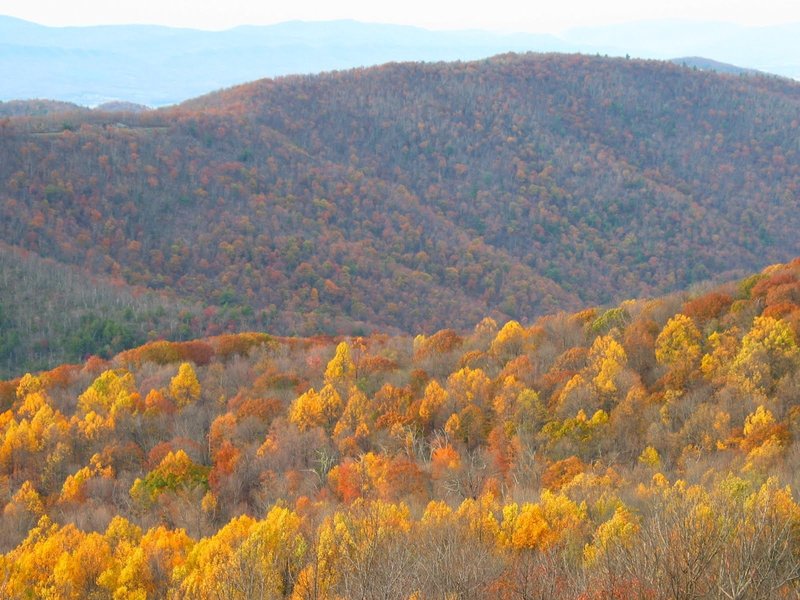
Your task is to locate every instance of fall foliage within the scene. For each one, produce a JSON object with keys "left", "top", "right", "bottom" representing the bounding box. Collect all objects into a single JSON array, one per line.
[
  {"left": 4, "top": 53, "right": 800, "bottom": 377},
  {"left": 0, "top": 260, "right": 798, "bottom": 596}
]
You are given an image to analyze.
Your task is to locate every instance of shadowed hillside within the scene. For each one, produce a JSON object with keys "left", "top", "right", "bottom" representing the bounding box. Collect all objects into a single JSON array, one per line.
[{"left": 0, "top": 243, "right": 239, "bottom": 377}]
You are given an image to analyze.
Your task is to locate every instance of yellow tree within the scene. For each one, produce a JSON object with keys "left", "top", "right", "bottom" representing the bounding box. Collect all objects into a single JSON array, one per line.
[
  {"left": 588, "top": 335, "right": 628, "bottom": 398},
  {"left": 174, "top": 514, "right": 256, "bottom": 598},
  {"left": 655, "top": 314, "right": 702, "bottom": 384},
  {"left": 289, "top": 384, "right": 342, "bottom": 432},
  {"left": 14, "top": 373, "right": 44, "bottom": 402},
  {"left": 100, "top": 524, "right": 192, "bottom": 598},
  {"left": 222, "top": 506, "right": 307, "bottom": 599},
  {"left": 418, "top": 379, "right": 449, "bottom": 429},
  {"left": 78, "top": 369, "right": 139, "bottom": 417},
  {"left": 501, "top": 490, "right": 586, "bottom": 551},
  {"left": 318, "top": 500, "right": 414, "bottom": 599},
  {"left": 333, "top": 386, "right": 374, "bottom": 455},
  {"left": 2, "top": 480, "right": 44, "bottom": 538},
  {"left": 715, "top": 477, "right": 800, "bottom": 599},
  {"left": 324, "top": 341, "right": 355, "bottom": 389},
  {"left": 51, "top": 531, "right": 113, "bottom": 600},
  {"left": 170, "top": 362, "right": 201, "bottom": 408},
  {"left": 731, "top": 316, "right": 798, "bottom": 395},
  {"left": 740, "top": 405, "right": 788, "bottom": 472},
  {"left": 412, "top": 495, "right": 504, "bottom": 599},
  {"left": 447, "top": 366, "right": 492, "bottom": 408},
  {"left": 175, "top": 507, "right": 306, "bottom": 599},
  {"left": 583, "top": 504, "right": 639, "bottom": 565},
  {"left": 490, "top": 320, "right": 529, "bottom": 360},
  {"left": 0, "top": 516, "right": 112, "bottom": 599},
  {"left": 59, "top": 453, "right": 114, "bottom": 504},
  {"left": 700, "top": 327, "right": 740, "bottom": 382},
  {"left": 96, "top": 515, "right": 143, "bottom": 597},
  {"left": 130, "top": 449, "right": 209, "bottom": 507}
]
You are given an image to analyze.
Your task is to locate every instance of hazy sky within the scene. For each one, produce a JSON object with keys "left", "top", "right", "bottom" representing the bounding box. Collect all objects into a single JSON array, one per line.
[{"left": 2, "top": 0, "right": 800, "bottom": 32}]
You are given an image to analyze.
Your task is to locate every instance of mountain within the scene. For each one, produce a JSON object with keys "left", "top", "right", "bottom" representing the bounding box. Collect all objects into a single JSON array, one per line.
[
  {"left": 1, "top": 16, "right": 793, "bottom": 108},
  {"left": 0, "top": 99, "right": 89, "bottom": 117},
  {"left": 560, "top": 20, "right": 800, "bottom": 79},
  {"left": 0, "top": 15, "right": 575, "bottom": 106},
  {"left": 94, "top": 101, "right": 151, "bottom": 113},
  {"left": 0, "top": 99, "right": 152, "bottom": 118},
  {"left": 670, "top": 56, "right": 764, "bottom": 76},
  {"left": 2, "top": 52, "right": 800, "bottom": 378}
]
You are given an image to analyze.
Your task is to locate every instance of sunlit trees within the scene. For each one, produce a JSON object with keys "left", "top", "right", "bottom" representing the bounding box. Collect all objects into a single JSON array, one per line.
[
  {"left": 324, "top": 341, "right": 355, "bottom": 389},
  {"left": 3, "top": 260, "right": 800, "bottom": 597},
  {"left": 288, "top": 385, "right": 343, "bottom": 432},
  {"left": 0, "top": 516, "right": 111, "bottom": 599},
  {"left": 731, "top": 315, "right": 798, "bottom": 395},
  {"left": 588, "top": 335, "right": 628, "bottom": 399},
  {"left": 174, "top": 506, "right": 305, "bottom": 600},
  {"left": 412, "top": 497, "right": 505, "bottom": 599},
  {"left": 170, "top": 362, "right": 201, "bottom": 408},
  {"left": 491, "top": 320, "right": 530, "bottom": 361},
  {"left": 78, "top": 368, "right": 139, "bottom": 417},
  {"left": 130, "top": 449, "right": 209, "bottom": 507},
  {"left": 655, "top": 313, "right": 702, "bottom": 386},
  {"left": 323, "top": 500, "right": 415, "bottom": 600},
  {"left": 501, "top": 490, "right": 586, "bottom": 551}
]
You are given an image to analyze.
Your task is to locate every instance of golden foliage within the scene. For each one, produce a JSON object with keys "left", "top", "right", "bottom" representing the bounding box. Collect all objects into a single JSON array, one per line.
[{"left": 169, "top": 362, "right": 201, "bottom": 408}]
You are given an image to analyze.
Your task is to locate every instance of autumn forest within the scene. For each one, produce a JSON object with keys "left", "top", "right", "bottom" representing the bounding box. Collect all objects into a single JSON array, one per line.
[
  {"left": 3, "top": 54, "right": 800, "bottom": 375},
  {"left": 3, "top": 52, "right": 800, "bottom": 598}
]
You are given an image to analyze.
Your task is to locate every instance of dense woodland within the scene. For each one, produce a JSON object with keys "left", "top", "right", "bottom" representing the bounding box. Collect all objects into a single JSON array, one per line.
[
  {"left": 2, "top": 54, "right": 800, "bottom": 373},
  {"left": 2, "top": 259, "right": 800, "bottom": 597},
  {"left": 0, "top": 242, "right": 235, "bottom": 377}
]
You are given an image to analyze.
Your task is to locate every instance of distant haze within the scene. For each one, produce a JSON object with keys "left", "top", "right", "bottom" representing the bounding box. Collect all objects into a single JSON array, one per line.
[
  {"left": 2, "top": 0, "right": 800, "bottom": 32},
  {"left": 1, "top": 16, "right": 799, "bottom": 106}
]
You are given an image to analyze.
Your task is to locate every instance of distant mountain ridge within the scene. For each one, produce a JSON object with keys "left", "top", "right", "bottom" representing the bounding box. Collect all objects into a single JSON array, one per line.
[
  {"left": 670, "top": 57, "right": 764, "bottom": 76},
  {"left": 0, "top": 99, "right": 89, "bottom": 117},
  {"left": 0, "top": 16, "right": 572, "bottom": 106},
  {"left": 1, "top": 15, "right": 798, "bottom": 106}
]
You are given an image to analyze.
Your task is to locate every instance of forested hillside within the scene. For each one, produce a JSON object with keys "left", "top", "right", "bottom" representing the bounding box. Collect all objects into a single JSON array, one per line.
[
  {"left": 2, "top": 259, "right": 800, "bottom": 597},
  {"left": 0, "top": 100, "right": 89, "bottom": 118},
  {"left": 2, "top": 53, "right": 800, "bottom": 373},
  {"left": 0, "top": 243, "right": 233, "bottom": 377}
]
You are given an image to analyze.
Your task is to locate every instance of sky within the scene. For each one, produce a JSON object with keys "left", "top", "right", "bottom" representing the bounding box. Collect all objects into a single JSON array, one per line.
[{"left": 2, "top": 0, "right": 800, "bottom": 33}]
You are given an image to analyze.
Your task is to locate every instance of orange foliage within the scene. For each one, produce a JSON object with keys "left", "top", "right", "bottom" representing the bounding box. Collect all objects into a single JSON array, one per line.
[
  {"left": 541, "top": 456, "right": 587, "bottom": 491},
  {"left": 144, "top": 388, "right": 176, "bottom": 415},
  {"left": 682, "top": 292, "right": 734, "bottom": 322},
  {"left": 414, "top": 329, "right": 463, "bottom": 360},
  {"left": 212, "top": 332, "right": 271, "bottom": 360},
  {"left": 209, "top": 440, "right": 241, "bottom": 491},
  {"left": 431, "top": 444, "right": 461, "bottom": 479}
]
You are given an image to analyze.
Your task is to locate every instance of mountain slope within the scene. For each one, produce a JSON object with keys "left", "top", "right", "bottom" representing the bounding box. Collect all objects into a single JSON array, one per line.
[
  {"left": 0, "top": 242, "right": 229, "bottom": 377},
  {"left": 2, "top": 53, "right": 800, "bottom": 375},
  {"left": 188, "top": 54, "right": 800, "bottom": 296},
  {"left": 180, "top": 55, "right": 800, "bottom": 295}
]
